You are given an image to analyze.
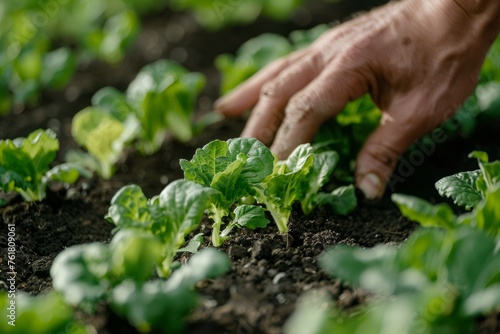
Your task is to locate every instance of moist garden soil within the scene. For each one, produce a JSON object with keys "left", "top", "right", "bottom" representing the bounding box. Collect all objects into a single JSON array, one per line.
[{"left": 1, "top": 1, "right": 500, "bottom": 333}]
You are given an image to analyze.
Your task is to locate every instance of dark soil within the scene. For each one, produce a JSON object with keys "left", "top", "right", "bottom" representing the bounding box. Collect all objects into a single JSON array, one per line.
[{"left": 1, "top": 1, "right": 500, "bottom": 333}]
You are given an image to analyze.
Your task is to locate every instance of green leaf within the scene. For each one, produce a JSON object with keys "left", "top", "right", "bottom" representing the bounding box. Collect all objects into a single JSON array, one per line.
[
  {"left": 126, "top": 60, "right": 204, "bottom": 150},
  {"left": 320, "top": 244, "right": 398, "bottom": 292},
  {"left": 301, "top": 151, "right": 339, "bottom": 214},
  {"left": 216, "top": 33, "right": 292, "bottom": 93},
  {"left": 435, "top": 170, "right": 484, "bottom": 209},
  {"left": 177, "top": 233, "right": 204, "bottom": 253},
  {"left": 72, "top": 108, "right": 127, "bottom": 178},
  {"left": 226, "top": 138, "right": 275, "bottom": 184},
  {"left": 233, "top": 205, "right": 269, "bottom": 229},
  {"left": 91, "top": 87, "right": 135, "bottom": 122},
  {"left": 0, "top": 129, "right": 59, "bottom": 201},
  {"left": 257, "top": 144, "right": 315, "bottom": 233},
  {"left": 0, "top": 292, "right": 87, "bottom": 334},
  {"left": 469, "top": 150, "right": 489, "bottom": 163},
  {"left": 461, "top": 285, "right": 500, "bottom": 316},
  {"left": 43, "top": 163, "right": 91, "bottom": 184},
  {"left": 392, "top": 194, "right": 458, "bottom": 229},
  {"left": 111, "top": 249, "right": 229, "bottom": 334},
  {"left": 316, "top": 185, "right": 357, "bottom": 216},
  {"left": 41, "top": 47, "right": 76, "bottom": 88},
  {"left": 180, "top": 140, "right": 229, "bottom": 186},
  {"left": 460, "top": 186, "right": 500, "bottom": 237},
  {"left": 106, "top": 184, "right": 152, "bottom": 229},
  {"left": 110, "top": 230, "right": 163, "bottom": 282},
  {"left": 111, "top": 280, "right": 197, "bottom": 334},
  {"left": 165, "top": 248, "right": 231, "bottom": 290},
  {"left": 156, "top": 180, "right": 219, "bottom": 276},
  {"left": 51, "top": 243, "right": 111, "bottom": 310}
]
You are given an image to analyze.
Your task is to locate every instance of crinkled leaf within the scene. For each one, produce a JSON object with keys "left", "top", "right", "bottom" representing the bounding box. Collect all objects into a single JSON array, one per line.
[
  {"left": 72, "top": 108, "right": 126, "bottom": 178},
  {"left": 435, "top": 170, "right": 483, "bottom": 210},
  {"left": 106, "top": 184, "right": 152, "bottom": 229},
  {"left": 316, "top": 185, "right": 357, "bottom": 216},
  {"left": 180, "top": 140, "right": 229, "bottom": 186},
  {"left": 392, "top": 194, "right": 458, "bottom": 229},
  {"left": 226, "top": 138, "right": 274, "bottom": 184},
  {"left": 211, "top": 153, "right": 249, "bottom": 205},
  {"left": 233, "top": 205, "right": 269, "bottom": 229},
  {"left": 0, "top": 129, "right": 59, "bottom": 200}
]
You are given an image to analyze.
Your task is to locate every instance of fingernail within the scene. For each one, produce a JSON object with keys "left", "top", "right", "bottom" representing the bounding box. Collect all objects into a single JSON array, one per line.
[{"left": 358, "top": 173, "right": 383, "bottom": 200}]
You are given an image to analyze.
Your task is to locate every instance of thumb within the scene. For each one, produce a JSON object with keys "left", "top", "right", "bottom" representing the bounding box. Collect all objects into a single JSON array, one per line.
[{"left": 355, "top": 98, "right": 438, "bottom": 199}]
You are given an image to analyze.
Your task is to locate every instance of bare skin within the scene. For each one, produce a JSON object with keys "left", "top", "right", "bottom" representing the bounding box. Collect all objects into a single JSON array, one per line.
[{"left": 215, "top": 0, "right": 500, "bottom": 199}]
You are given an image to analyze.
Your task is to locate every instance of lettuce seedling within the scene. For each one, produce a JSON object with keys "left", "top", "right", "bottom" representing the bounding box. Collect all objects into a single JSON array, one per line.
[
  {"left": 294, "top": 227, "right": 500, "bottom": 334},
  {"left": 180, "top": 138, "right": 275, "bottom": 246},
  {"left": 51, "top": 230, "right": 229, "bottom": 333},
  {"left": 106, "top": 180, "right": 217, "bottom": 277},
  {"left": 170, "top": 0, "right": 304, "bottom": 30},
  {"left": 435, "top": 151, "right": 500, "bottom": 210},
  {"left": 256, "top": 144, "right": 353, "bottom": 233},
  {"left": 111, "top": 248, "right": 230, "bottom": 334},
  {"left": 393, "top": 187, "right": 500, "bottom": 238},
  {"left": 0, "top": 129, "right": 90, "bottom": 204},
  {"left": 0, "top": 292, "right": 87, "bottom": 334},
  {"left": 72, "top": 60, "right": 217, "bottom": 177},
  {"left": 126, "top": 60, "right": 207, "bottom": 152}
]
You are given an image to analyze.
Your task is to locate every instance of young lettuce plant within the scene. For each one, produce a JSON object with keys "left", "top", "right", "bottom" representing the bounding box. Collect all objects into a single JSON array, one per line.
[
  {"left": 286, "top": 226, "right": 500, "bottom": 334},
  {"left": 180, "top": 138, "right": 275, "bottom": 246},
  {"left": 71, "top": 60, "right": 218, "bottom": 178},
  {"left": 170, "top": 0, "right": 305, "bottom": 30},
  {"left": 0, "top": 129, "right": 90, "bottom": 204},
  {"left": 435, "top": 150, "right": 500, "bottom": 210},
  {"left": 51, "top": 229, "right": 230, "bottom": 333},
  {"left": 0, "top": 291, "right": 87, "bottom": 334},
  {"left": 255, "top": 144, "right": 356, "bottom": 234},
  {"left": 106, "top": 180, "right": 218, "bottom": 277}
]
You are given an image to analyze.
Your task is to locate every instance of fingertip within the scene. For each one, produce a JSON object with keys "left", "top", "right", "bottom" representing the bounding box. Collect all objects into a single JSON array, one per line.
[{"left": 356, "top": 172, "right": 385, "bottom": 200}]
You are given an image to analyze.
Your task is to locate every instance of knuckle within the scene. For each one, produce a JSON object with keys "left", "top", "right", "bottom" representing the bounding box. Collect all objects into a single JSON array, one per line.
[
  {"left": 260, "top": 80, "right": 282, "bottom": 98},
  {"left": 285, "top": 93, "right": 317, "bottom": 124}
]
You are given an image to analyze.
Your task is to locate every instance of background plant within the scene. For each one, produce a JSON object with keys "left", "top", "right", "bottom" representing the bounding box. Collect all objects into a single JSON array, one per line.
[{"left": 0, "top": 128, "right": 90, "bottom": 205}]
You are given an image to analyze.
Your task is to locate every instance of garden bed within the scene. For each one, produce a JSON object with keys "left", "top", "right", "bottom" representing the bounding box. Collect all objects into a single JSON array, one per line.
[{"left": 1, "top": 1, "right": 500, "bottom": 333}]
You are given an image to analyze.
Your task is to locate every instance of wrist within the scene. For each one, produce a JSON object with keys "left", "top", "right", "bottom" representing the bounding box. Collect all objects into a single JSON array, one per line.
[{"left": 447, "top": 0, "right": 500, "bottom": 40}]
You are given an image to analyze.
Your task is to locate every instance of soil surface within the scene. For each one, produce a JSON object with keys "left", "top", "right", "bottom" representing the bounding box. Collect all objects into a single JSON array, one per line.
[{"left": 1, "top": 1, "right": 500, "bottom": 333}]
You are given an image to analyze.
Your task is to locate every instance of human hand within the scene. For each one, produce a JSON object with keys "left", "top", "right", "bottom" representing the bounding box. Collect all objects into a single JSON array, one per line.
[{"left": 215, "top": 0, "right": 500, "bottom": 199}]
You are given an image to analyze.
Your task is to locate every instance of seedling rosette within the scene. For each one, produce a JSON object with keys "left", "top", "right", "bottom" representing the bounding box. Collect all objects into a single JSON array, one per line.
[{"left": 0, "top": 129, "right": 90, "bottom": 205}]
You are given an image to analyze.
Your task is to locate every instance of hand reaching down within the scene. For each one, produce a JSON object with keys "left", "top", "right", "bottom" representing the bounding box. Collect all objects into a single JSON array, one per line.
[{"left": 215, "top": 0, "right": 500, "bottom": 199}]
